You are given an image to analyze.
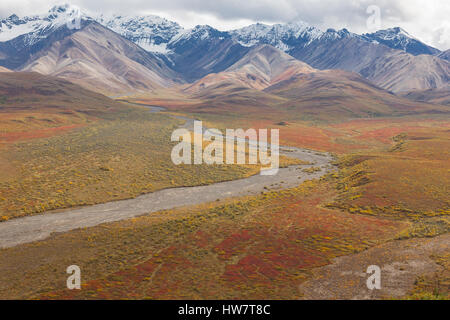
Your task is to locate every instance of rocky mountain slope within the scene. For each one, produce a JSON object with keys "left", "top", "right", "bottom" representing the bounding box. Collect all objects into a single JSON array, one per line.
[
  {"left": 0, "top": 5, "right": 183, "bottom": 94},
  {"left": 96, "top": 14, "right": 182, "bottom": 54},
  {"left": 362, "top": 27, "right": 441, "bottom": 56},
  {"left": 0, "top": 71, "right": 127, "bottom": 116},
  {"left": 0, "top": 4, "right": 448, "bottom": 95},
  {"left": 288, "top": 34, "right": 449, "bottom": 92},
  {"left": 185, "top": 44, "right": 315, "bottom": 92},
  {"left": 265, "top": 69, "right": 445, "bottom": 119},
  {"left": 19, "top": 21, "right": 182, "bottom": 94},
  {"left": 164, "top": 25, "right": 251, "bottom": 82},
  {"left": 182, "top": 44, "right": 447, "bottom": 121},
  {"left": 400, "top": 87, "right": 450, "bottom": 106},
  {"left": 439, "top": 50, "right": 450, "bottom": 61}
]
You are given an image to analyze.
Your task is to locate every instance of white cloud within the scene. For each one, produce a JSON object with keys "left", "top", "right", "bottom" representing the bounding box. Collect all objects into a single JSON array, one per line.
[{"left": 0, "top": 0, "right": 448, "bottom": 50}]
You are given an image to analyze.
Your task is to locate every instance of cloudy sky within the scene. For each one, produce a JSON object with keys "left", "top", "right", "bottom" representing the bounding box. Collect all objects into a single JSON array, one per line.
[{"left": 0, "top": 0, "right": 449, "bottom": 50}]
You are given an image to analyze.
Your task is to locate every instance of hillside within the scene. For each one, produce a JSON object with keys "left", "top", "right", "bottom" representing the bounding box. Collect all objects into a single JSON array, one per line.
[
  {"left": 289, "top": 36, "right": 450, "bottom": 93},
  {"left": 400, "top": 87, "right": 450, "bottom": 106},
  {"left": 166, "top": 26, "right": 251, "bottom": 82},
  {"left": 180, "top": 45, "right": 448, "bottom": 121},
  {"left": 0, "top": 72, "right": 126, "bottom": 124},
  {"left": 18, "top": 22, "right": 182, "bottom": 95},
  {"left": 265, "top": 69, "right": 448, "bottom": 120},
  {"left": 185, "top": 45, "right": 315, "bottom": 93}
]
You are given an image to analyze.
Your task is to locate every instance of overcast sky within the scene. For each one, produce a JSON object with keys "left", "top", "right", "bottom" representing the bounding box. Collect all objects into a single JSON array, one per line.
[{"left": 0, "top": 0, "right": 448, "bottom": 50}]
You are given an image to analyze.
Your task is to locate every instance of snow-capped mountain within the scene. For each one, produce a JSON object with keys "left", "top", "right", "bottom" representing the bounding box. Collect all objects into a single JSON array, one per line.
[
  {"left": 168, "top": 25, "right": 229, "bottom": 48},
  {"left": 0, "top": 3, "right": 447, "bottom": 93},
  {"left": 1, "top": 4, "right": 442, "bottom": 58},
  {"left": 96, "top": 14, "right": 182, "bottom": 54},
  {"left": 0, "top": 4, "right": 183, "bottom": 93},
  {"left": 165, "top": 25, "right": 249, "bottom": 82},
  {"left": 319, "top": 28, "right": 357, "bottom": 41},
  {"left": 229, "top": 22, "right": 323, "bottom": 52},
  {"left": 0, "top": 4, "right": 90, "bottom": 50},
  {"left": 363, "top": 27, "right": 441, "bottom": 56},
  {"left": 0, "top": 4, "right": 183, "bottom": 54}
]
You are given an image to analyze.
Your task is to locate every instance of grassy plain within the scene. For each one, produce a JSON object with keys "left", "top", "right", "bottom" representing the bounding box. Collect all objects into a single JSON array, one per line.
[
  {"left": 0, "top": 74, "right": 449, "bottom": 299},
  {"left": 61, "top": 96, "right": 447, "bottom": 299},
  {"left": 2, "top": 109, "right": 448, "bottom": 299},
  {"left": 0, "top": 106, "right": 279, "bottom": 220},
  {"left": 0, "top": 177, "right": 408, "bottom": 299},
  {"left": 1, "top": 74, "right": 290, "bottom": 219}
]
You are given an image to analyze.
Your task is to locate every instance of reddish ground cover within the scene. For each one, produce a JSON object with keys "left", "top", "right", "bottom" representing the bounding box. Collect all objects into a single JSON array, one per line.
[
  {"left": 0, "top": 124, "right": 85, "bottom": 143},
  {"left": 40, "top": 181, "right": 406, "bottom": 300}
]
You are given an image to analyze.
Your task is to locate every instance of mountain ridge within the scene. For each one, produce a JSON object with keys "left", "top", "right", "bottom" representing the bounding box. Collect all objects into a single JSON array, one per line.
[
  {"left": 0, "top": 4, "right": 448, "bottom": 94},
  {"left": 181, "top": 44, "right": 449, "bottom": 121},
  {"left": 185, "top": 44, "right": 316, "bottom": 93},
  {"left": 2, "top": 4, "right": 443, "bottom": 57},
  {"left": 17, "top": 21, "right": 183, "bottom": 94}
]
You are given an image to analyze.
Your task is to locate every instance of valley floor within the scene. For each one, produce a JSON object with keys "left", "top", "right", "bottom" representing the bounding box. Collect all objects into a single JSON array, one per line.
[
  {"left": 0, "top": 100, "right": 448, "bottom": 300},
  {"left": 0, "top": 146, "right": 333, "bottom": 249}
]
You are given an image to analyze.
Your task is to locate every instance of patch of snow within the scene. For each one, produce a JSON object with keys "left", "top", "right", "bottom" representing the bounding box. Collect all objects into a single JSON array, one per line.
[
  {"left": 168, "top": 25, "right": 217, "bottom": 45},
  {"left": 0, "top": 19, "right": 37, "bottom": 42},
  {"left": 0, "top": 4, "right": 434, "bottom": 60},
  {"left": 236, "top": 39, "right": 260, "bottom": 47},
  {"left": 275, "top": 41, "right": 290, "bottom": 52},
  {"left": 0, "top": 4, "right": 90, "bottom": 45},
  {"left": 229, "top": 20, "right": 324, "bottom": 51},
  {"left": 96, "top": 13, "right": 182, "bottom": 46},
  {"left": 168, "top": 28, "right": 195, "bottom": 45},
  {"left": 0, "top": 4, "right": 182, "bottom": 55},
  {"left": 138, "top": 41, "right": 171, "bottom": 54}
]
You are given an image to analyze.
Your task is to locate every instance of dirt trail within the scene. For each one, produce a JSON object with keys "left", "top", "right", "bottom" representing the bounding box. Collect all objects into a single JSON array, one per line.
[
  {"left": 0, "top": 106, "right": 335, "bottom": 249},
  {"left": 299, "top": 234, "right": 449, "bottom": 300}
]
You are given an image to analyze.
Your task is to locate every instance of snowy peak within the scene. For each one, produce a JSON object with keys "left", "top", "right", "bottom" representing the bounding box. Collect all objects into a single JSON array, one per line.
[
  {"left": 170, "top": 25, "right": 228, "bottom": 45},
  {"left": 48, "top": 3, "right": 81, "bottom": 15},
  {"left": 391, "top": 27, "right": 413, "bottom": 37},
  {"left": 0, "top": 4, "right": 443, "bottom": 61},
  {"left": 319, "top": 28, "right": 357, "bottom": 41},
  {"left": 0, "top": 4, "right": 90, "bottom": 45},
  {"left": 365, "top": 27, "right": 417, "bottom": 43},
  {"left": 96, "top": 14, "right": 182, "bottom": 53},
  {"left": 44, "top": 4, "right": 89, "bottom": 28},
  {"left": 363, "top": 27, "right": 440, "bottom": 56},
  {"left": 230, "top": 21, "right": 323, "bottom": 51},
  {"left": 231, "top": 23, "right": 271, "bottom": 37},
  {"left": 2, "top": 13, "right": 31, "bottom": 25},
  {"left": 229, "top": 23, "right": 279, "bottom": 47},
  {"left": 0, "top": 4, "right": 184, "bottom": 54}
]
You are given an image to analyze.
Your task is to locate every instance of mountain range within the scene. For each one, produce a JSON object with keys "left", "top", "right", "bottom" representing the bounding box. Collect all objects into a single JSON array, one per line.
[
  {"left": 176, "top": 44, "right": 446, "bottom": 121},
  {"left": 0, "top": 3, "right": 448, "bottom": 105}
]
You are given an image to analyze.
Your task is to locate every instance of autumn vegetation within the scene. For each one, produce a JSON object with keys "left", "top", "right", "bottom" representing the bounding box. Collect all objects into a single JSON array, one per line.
[{"left": 0, "top": 74, "right": 448, "bottom": 299}]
